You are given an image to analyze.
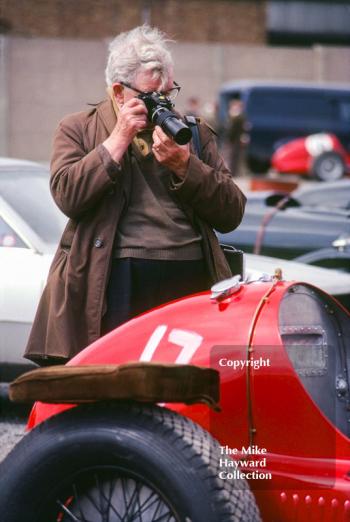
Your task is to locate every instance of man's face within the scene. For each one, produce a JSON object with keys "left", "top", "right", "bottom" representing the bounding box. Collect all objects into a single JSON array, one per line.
[{"left": 113, "top": 68, "right": 174, "bottom": 106}]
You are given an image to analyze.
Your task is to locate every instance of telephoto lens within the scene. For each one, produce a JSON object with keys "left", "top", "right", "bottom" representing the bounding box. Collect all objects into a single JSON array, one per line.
[{"left": 139, "top": 92, "right": 192, "bottom": 145}]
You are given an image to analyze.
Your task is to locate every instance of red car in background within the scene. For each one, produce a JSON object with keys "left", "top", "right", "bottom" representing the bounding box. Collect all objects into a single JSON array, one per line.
[
  {"left": 272, "top": 133, "right": 350, "bottom": 182},
  {"left": 1, "top": 272, "right": 350, "bottom": 521}
]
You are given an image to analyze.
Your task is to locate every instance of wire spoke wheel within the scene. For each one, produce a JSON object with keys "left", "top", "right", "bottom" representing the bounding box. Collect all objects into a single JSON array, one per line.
[
  {"left": 0, "top": 403, "right": 261, "bottom": 522},
  {"left": 54, "top": 468, "right": 178, "bottom": 522}
]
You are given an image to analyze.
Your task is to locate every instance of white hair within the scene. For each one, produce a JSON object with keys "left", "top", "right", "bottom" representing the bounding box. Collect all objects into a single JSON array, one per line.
[{"left": 105, "top": 25, "right": 174, "bottom": 89}]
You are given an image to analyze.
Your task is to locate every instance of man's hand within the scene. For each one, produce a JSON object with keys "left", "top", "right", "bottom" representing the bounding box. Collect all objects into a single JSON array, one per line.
[
  {"left": 152, "top": 126, "right": 190, "bottom": 179},
  {"left": 103, "top": 98, "right": 148, "bottom": 162}
]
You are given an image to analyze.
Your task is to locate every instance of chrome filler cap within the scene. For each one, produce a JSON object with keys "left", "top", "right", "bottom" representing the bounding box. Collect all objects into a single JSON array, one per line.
[{"left": 210, "top": 275, "right": 241, "bottom": 302}]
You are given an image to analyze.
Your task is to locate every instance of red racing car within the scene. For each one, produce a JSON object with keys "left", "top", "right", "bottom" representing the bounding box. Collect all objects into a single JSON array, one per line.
[
  {"left": 272, "top": 133, "right": 350, "bottom": 182},
  {"left": 1, "top": 271, "right": 350, "bottom": 521}
]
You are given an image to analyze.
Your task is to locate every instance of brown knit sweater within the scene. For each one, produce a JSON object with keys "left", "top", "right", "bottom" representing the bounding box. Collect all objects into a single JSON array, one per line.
[{"left": 113, "top": 143, "right": 203, "bottom": 260}]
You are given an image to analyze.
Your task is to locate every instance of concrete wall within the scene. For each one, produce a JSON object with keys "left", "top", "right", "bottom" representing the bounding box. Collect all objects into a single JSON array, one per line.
[
  {"left": 5, "top": 38, "right": 107, "bottom": 160},
  {"left": 1, "top": 36, "right": 350, "bottom": 161}
]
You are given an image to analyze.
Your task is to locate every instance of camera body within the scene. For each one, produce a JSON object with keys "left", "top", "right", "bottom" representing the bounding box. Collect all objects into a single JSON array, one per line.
[{"left": 138, "top": 92, "right": 192, "bottom": 145}]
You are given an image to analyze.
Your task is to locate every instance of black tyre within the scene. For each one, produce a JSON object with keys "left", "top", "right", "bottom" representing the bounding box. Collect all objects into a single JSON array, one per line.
[
  {"left": 0, "top": 402, "right": 261, "bottom": 522},
  {"left": 247, "top": 157, "right": 270, "bottom": 175},
  {"left": 311, "top": 151, "right": 345, "bottom": 182}
]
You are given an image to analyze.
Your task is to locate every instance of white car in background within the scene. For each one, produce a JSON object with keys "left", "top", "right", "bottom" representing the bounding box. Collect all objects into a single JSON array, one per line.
[
  {"left": 0, "top": 158, "right": 67, "bottom": 383},
  {"left": 1, "top": 157, "right": 350, "bottom": 385}
]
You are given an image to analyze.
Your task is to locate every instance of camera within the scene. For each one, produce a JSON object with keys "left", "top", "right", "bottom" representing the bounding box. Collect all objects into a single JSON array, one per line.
[{"left": 138, "top": 92, "right": 192, "bottom": 145}]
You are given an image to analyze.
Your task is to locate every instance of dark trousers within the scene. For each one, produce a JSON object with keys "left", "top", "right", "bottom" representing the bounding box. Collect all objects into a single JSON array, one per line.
[{"left": 102, "top": 257, "right": 209, "bottom": 334}]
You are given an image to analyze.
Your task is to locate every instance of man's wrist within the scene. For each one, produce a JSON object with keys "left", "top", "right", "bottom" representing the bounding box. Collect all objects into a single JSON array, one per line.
[
  {"left": 172, "top": 149, "right": 190, "bottom": 179},
  {"left": 97, "top": 144, "right": 123, "bottom": 181},
  {"left": 171, "top": 155, "right": 190, "bottom": 180},
  {"left": 102, "top": 136, "right": 129, "bottom": 163}
]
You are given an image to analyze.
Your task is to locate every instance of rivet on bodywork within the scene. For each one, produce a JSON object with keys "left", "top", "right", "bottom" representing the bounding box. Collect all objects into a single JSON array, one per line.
[
  {"left": 331, "top": 498, "right": 339, "bottom": 509},
  {"left": 280, "top": 492, "right": 287, "bottom": 503},
  {"left": 292, "top": 494, "right": 299, "bottom": 505},
  {"left": 318, "top": 497, "right": 325, "bottom": 507}
]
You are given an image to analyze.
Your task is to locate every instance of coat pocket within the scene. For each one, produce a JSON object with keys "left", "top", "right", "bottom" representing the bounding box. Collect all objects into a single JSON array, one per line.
[{"left": 48, "top": 247, "right": 69, "bottom": 278}]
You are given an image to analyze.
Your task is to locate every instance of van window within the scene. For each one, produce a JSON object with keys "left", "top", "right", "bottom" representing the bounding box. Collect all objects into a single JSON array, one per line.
[
  {"left": 338, "top": 99, "right": 350, "bottom": 122},
  {"left": 247, "top": 90, "right": 334, "bottom": 121}
]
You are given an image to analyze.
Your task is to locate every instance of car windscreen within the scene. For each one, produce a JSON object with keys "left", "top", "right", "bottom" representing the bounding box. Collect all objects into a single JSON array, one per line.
[{"left": 0, "top": 166, "right": 67, "bottom": 245}]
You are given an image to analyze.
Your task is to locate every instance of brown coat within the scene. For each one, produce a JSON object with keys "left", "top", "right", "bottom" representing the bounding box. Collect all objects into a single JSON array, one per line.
[{"left": 24, "top": 99, "right": 246, "bottom": 363}]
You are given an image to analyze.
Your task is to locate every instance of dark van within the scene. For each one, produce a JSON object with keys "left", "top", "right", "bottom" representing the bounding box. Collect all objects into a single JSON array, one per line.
[{"left": 218, "top": 81, "right": 350, "bottom": 173}]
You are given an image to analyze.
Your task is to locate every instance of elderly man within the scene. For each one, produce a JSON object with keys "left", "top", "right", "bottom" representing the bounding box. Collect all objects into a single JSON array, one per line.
[{"left": 24, "top": 25, "right": 246, "bottom": 365}]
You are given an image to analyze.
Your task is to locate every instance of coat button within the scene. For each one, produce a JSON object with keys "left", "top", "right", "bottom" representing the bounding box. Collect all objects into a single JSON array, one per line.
[{"left": 94, "top": 238, "right": 104, "bottom": 248}]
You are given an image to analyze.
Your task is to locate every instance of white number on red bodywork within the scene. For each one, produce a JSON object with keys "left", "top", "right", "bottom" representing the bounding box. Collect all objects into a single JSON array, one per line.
[{"left": 140, "top": 325, "right": 203, "bottom": 364}]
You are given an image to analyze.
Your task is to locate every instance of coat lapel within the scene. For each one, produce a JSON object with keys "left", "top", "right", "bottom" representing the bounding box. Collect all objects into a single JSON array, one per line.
[{"left": 96, "top": 99, "right": 117, "bottom": 136}]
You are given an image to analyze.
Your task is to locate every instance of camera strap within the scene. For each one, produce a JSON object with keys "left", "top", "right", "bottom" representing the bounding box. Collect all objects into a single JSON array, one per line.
[
  {"left": 184, "top": 115, "right": 243, "bottom": 278},
  {"left": 185, "top": 115, "right": 202, "bottom": 160}
]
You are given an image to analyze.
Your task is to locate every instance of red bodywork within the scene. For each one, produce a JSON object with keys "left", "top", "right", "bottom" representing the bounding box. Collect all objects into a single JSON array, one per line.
[
  {"left": 272, "top": 133, "right": 350, "bottom": 177},
  {"left": 27, "top": 280, "right": 350, "bottom": 521}
]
